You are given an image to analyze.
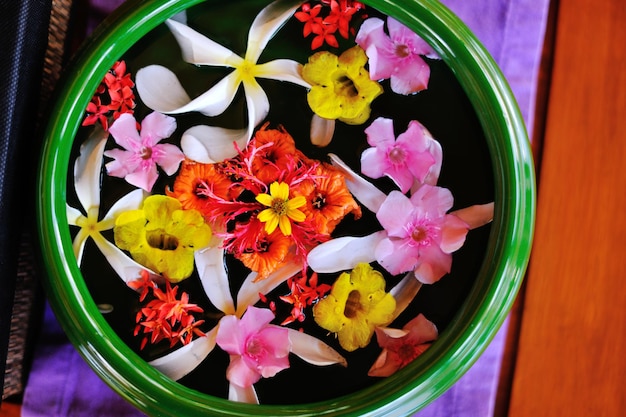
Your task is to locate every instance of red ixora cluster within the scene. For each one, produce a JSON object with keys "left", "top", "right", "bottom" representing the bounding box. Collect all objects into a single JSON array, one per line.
[
  {"left": 295, "top": 0, "right": 366, "bottom": 49},
  {"left": 131, "top": 271, "right": 205, "bottom": 350},
  {"left": 260, "top": 271, "right": 331, "bottom": 326},
  {"left": 82, "top": 60, "right": 136, "bottom": 130}
]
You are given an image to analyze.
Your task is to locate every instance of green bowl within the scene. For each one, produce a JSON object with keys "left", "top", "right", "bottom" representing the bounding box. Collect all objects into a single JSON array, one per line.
[{"left": 36, "top": 0, "right": 535, "bottom": 415}]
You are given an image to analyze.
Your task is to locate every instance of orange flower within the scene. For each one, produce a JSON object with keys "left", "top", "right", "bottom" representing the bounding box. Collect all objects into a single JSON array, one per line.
[
  {"left": 238, "top": 229, "right": 293, "bottom": 281},
  {"left": 251, "top": 124, "right": 298, "bottom": 183},
  {"left": 167, "top": 159, "right": 232, "bottom": 219},
  {"left": 295, "top": 163, "right": 361, "bottom": 235}
]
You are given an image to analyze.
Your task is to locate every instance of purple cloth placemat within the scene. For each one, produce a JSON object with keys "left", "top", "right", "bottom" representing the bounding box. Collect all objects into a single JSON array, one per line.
[{"left": 22, "top": 0, "right": 549, "bottom": 415}]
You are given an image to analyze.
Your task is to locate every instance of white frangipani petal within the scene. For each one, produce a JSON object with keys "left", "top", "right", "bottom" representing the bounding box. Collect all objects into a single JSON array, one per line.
[
  {"left": 389, "top": 272, "right": 423, "bottom": 320},
  {"left": 287, "top": 328, "right": 347, "bottom": 367},
  {"left": 255, "top": 59, "right": 309, "bottom": 87},
  {"left": 244, "top": 0, "right": 301, "bottom": 62},
  {"left": 135, "top": 65, "right": 192, "bottom": 113},
  {"left": 71, "top": 228, "right": 89, "bottom": 264},
  {"left": 307, "top": 231, "right": 385, "bottom": 273},
  {"left": 242, "top": 78, "right": 270, "bottom": 144},
  {"left": 376, "top": 327, "right": 409, "bottom": 338},
  {"left": 166, "top": 19, "right": 241, "bottom": 66},
  {"left": 67, "top": 205, "right": 84, "bottom": 226},
  {"left": 149, "top": 327, "right": 218, "bottom": 381},
  {"left": 74, "top": 127, "right": 108, "bottom": 212},
  {"left": 235, "top": 261, "right": 301, "bottom": 317},
  {"left": 450, "top": 202, "right": 494, "bottom": 230},
  {"left": 228, "top": 382, "right": 259, "bottom": 404},
  {"left": 100, "top": 189, "right": 146, "bottom": 229},
  {"left": 137, "top": 65, "right": 241, "bottom": 116},
  {"left": 195, "top": 238, "right": 236, "bottom": 315},
  {"left": 181, "top": 125, "right": 248, "bottom": 163},
  {"left": 328, "top": 153, "right": 387, "bottom": 213},
  {"left": 90, "top": 233, "right": 152, "bottom": 284},
  {"left": 420, "top": 128, "right": 443, "bottom": 187}
]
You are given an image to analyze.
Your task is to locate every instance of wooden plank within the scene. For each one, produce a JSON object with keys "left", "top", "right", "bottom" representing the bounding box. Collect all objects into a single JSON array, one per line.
[{"left": 508, "top": 0, "right": 626, "bottom": 416}]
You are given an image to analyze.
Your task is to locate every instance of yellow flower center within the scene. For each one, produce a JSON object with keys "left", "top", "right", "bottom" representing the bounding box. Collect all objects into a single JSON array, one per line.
[{"left": 237, "top": 60, "right": 257, "bottom": 83}]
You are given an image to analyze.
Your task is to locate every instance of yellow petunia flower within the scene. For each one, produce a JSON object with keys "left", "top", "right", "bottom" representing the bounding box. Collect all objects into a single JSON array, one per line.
[
  {"left": 302, "top": 46, "right": 383, "bottom": 125},
  {"left": 114, "top": 195, "right": 211, "bottom": 282},
  {"left": 313, "top": 262, "right": 396, "bottom": 352},
  {"left": 256, "top": 181, "right": 306, "bottom": 236}
]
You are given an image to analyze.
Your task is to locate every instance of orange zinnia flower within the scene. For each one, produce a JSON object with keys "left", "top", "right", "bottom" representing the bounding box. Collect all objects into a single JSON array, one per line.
[
  {"left": 250, "top": 124, "right": 298, "bottom": 184},
  {"left": 295, "top": 163, "right": 362, "bottom": 235},
  {"left": 238, "top": 229, "right": 293, "bottom": 281},
  {"left": 167, "top": 159, "right": 232, "bottom": 220}
]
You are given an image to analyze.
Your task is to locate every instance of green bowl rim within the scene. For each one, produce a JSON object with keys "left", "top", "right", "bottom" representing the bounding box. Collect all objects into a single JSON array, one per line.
[{"left": 35, "top": 0, "right": 536, "bottom": 415}]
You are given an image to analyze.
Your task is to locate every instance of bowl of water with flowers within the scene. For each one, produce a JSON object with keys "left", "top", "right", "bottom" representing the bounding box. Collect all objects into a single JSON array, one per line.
[{"left": 36, "top": 0, "right": 534, "bottom": 415}]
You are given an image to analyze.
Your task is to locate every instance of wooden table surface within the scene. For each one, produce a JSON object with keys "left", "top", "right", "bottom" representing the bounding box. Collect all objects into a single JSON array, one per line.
[{"left": 505, "top": 0, "right": 626, "bottom": 416}]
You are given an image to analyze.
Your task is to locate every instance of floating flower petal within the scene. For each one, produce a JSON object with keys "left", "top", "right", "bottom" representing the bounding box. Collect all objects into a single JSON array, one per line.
[
  {"left": 302, "top": 45, "right": 383, "bottom": 125},
  {"left": 114, "top": 195, "right": 211, "bottom": 282},
  {"left": 313, "top": 263, "right": 395, "bottom": 352},
  {"left": 356, "top": 16, "right": 438, "bottom": 95}
]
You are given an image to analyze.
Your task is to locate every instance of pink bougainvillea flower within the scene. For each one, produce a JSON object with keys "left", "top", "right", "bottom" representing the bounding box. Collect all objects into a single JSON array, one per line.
[
  {"left": 361, "top": 117, "right": 437, "bottom": 193},
  {"left": 356, "top": 16, "right": 438, "bottom": 95},
  {"left": 375, "top": 187, "right": 469, "bottom": 283},
  {"left": 216, "top": 306, "right": 291, "bottom": 388},
  {"left": 368, "top": 313, "right": 438, "bottom": 377},
  {"left": 105, "top": 111, "right": 184, "bottom": 191}
]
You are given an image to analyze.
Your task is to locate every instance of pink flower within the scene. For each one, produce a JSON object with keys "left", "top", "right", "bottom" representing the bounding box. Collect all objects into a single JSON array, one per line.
[
  {"left": 105, "top": 111, "right": 184, "bottom": 191},
  {"left": 356, "top": 16, "right": 437, "bottom": 95},
  {"left": 368, "top": 313, "right": 438, "bottom": 377},
  {"left": 375, "top": 187, "right": 469, "bottom": 283},
  {"left": 216, "top": 306, "right": 291, "bottom": 388},
  {"left": 360, "top": 117, "right": 436, "bottom": 193}
]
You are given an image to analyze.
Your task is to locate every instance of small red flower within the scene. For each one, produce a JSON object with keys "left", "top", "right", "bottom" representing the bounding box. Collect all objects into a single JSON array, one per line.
[
  {"left": 134, "top": 281, "right": 205, "bottom": 350},
  {"left": 82, "top": 60, "right": 136, "bottom": 130},
  {"left": 296, "top": 0, "right": 366, "bottom": 49}
]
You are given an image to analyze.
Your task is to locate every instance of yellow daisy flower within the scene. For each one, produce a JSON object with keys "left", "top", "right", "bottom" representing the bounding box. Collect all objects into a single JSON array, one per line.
[
  {"left": 313, "top": 263, "right": 396, "bottom": 352},
  {"left": 256, "top": 181, "right": 306, "bottom": 236}
]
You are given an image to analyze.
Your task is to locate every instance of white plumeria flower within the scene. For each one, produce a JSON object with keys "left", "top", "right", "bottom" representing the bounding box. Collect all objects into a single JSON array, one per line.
[
  {"left": 67, "top": 126, "right": 148, "bottom": 284},
  {"left": 149, "top": 237, "right": 346, "bottom": 404},
  {"left": 136, "top": 0, "right": 310, "bottom": 163}
]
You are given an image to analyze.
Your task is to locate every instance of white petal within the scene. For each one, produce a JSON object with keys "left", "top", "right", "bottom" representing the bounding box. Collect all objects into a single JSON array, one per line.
[
  {"left": 91, "top": 233, "right": 153, "bottom": 284},
  {"left": 228, "top": 383, "right": 259, "bottom": 404},
  {"left": 450, "top": 202, "right": 494, "bottom": 230},
  {"left": 137, "top": 65, "right": 240, "bottom": 117},
  {"left": 242, "top": 78, "right": 270, "bottom": 140},
  {"left": 195, "top": 239, "right": 236, "bottom": 315},
  {"left": 245, "top": 0, "right": 301, "bottom": 62},
  {"left": 389, "top": 272, "right": 423, "bottom": 320},
  {"left": 166, "top": 19, "right": 241, "bottom": 66},
  {"left": 421, "top": 133, "right": 443, "bottom": 187},
  {"left": 135, "top": 65, "right": 192, "bottom": 113},
  {"left": 149, "top": 327, "right": 217, "bottom": 380},
  {"left": 100, "top": 189, "right": 146, "bottom": 229},
  {"left": 71, "top": 228, "right": 89, "bottom": 265},
  {"left": 235, "top": 261, "right": 301, "bottom": 317},
  {"left": 310, "top": 115, "right": 335, "bottom": 147},
  {"left": 287, "top": 328, "right": 347, "bottom": 367},
  {"left": 67, "top": 204, "right": 84, "bottom": 226},
  {"left": 328, "top": 153, "right": 387, "bottom": 213},
  {"left": 181, "top": 125, "right": 248, "bottom": 163},
  {"left": 307, "top": 231, "right": 385, "bottom": 273},
  {"left": 74, "top": 126, "right": 108, "bottom": 212},
  {"left": 255, "top": 59, "right": 310, "bottom": 88}
]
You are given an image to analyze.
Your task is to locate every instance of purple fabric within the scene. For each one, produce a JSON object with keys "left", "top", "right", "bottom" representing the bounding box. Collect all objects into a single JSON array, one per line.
[{"left": 22, "top": 0, "right": 549, "bottom": 416}]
